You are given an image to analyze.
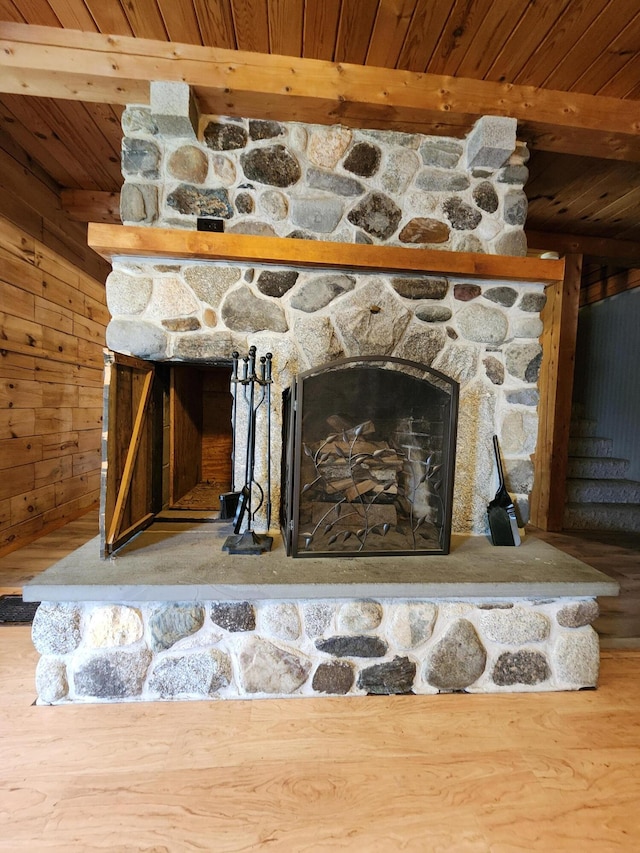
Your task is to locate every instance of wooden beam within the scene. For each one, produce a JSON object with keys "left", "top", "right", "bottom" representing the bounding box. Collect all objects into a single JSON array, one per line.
[
  {"left": 530, "top": 254, "right": 582, "bottom": 532},
  {"left": 87, "top": 222, "right": 565, "bottom": 283},
  {"left": 61, "top": 190, "right": 121, "bottom": 224},
  {"left": 581, "top": 267, "right": 640, "bottom": 306},
  {"left": 527, "top": 230, "right": 640, "bottom": 267},
  {"left": 1, "top": 23, "right": 639, "bottom": 161}
]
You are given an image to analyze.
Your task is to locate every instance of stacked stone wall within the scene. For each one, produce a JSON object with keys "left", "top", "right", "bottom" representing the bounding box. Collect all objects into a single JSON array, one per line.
[
  {"left": 106, "top": 259, "right": 545, "bottom": 533},
  {"left": 32, "top": 597, "right": 600, "bottom": 704},
  {"left": 120, "top": 108, "right": 529, "bottom": 257}
]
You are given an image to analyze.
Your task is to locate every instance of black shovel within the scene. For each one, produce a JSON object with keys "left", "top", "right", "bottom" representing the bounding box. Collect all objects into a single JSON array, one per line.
[{"left": 487, "top": 435, "right": 521, "bottom": 546}]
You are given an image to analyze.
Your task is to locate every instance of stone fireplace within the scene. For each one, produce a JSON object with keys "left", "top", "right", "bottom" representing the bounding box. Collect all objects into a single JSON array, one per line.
[{"left": 24, "top": 94, "right": 619, "bottom": 703}]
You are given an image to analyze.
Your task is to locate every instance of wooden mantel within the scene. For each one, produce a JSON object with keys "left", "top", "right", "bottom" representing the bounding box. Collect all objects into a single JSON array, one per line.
[{"left": 88, "top": 224, "right": 565, "bottom": 284}]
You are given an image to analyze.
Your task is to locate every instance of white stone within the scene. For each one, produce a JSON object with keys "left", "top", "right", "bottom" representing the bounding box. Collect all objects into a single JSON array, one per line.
[
  {"left": 260, "top": 603, "right": 301, "bottom": 640},
  {"left": 212, "top": 155, "right": 237, "bottom": 185},
  {"left": 147, "top": 276, "right": 200, "bottom": 318},
  {"left": 308, "top": 126, "right": 352, "bottom": 169},
  {"left": 554, "top": 629, "right": 600, "bottom": 687},
  {"left": 86, "top": 605, "right": 144, "bottom": 648},
  {"left": 479, "top": 607, "right": 550, "bottom": 644},
  {"left": 337, "top": 600, "right": 383, "bottom": 632},
  {"left": 106, "top": 270, "right": 153, "bottom": 316},
  {"left": 388, "top": 603, "right": 437, "bottom": 649}
]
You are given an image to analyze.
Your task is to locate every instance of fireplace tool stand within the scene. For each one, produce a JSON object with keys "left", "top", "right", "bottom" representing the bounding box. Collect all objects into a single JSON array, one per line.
[{"left": 223, "top": 347, "right": 274, "bottom": 555}]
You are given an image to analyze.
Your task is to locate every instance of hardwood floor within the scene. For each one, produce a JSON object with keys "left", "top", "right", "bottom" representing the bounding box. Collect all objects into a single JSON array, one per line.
[{"left": 1, "top": 513, "right": 640, "bottom": 850}]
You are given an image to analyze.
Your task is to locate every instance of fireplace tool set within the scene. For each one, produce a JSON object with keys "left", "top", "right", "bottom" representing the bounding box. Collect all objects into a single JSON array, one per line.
[{"left": 221, "top": 347, "right": 274, "bottom": 555}]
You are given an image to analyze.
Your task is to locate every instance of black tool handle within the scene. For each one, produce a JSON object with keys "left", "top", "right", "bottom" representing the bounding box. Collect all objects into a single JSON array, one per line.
[{"left": 493, "top": 434, "right": 505, "bottom": 489}]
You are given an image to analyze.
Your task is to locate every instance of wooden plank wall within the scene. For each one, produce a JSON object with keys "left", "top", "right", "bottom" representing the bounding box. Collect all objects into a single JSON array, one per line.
[{"left": 0, "top": 132, "right": 110, "bottom": 556}]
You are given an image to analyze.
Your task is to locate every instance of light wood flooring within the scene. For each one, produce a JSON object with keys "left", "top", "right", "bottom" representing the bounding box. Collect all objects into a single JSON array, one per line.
[{"left": 1, "top": 513, "right": 640, "bottom": 850}]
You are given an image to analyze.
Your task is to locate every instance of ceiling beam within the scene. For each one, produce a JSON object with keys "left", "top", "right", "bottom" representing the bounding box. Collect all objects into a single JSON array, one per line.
[
  {"left": 526, "top": 230, "right": 640, "bottom": 266},
  {"left": 60, "top": 189, "right": 121, "bottom": 223},
  {"left": 580, "top": 268, "right": 640, "bottom": 306},
  {"left": 1, "top": 23, "right": 639, "bottom": 162}
]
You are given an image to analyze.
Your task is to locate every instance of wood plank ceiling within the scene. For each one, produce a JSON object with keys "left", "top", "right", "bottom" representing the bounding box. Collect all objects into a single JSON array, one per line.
[{"left": 1, "top": 0, "right": 639, "bottom": 258}]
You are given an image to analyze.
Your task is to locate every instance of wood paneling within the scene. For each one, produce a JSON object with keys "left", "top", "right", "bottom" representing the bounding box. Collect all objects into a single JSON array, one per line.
[{"left": 0, "top": 153, "right": 107, "bottom": 555}]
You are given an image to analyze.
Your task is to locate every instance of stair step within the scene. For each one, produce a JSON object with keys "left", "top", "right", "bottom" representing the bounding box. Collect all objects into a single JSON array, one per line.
[
  {"left": 566, "top": 478, "right": 640, "bottom": 504},
  {"left": 568, "top": 436, "right": 614, "bottom": 458},
  {"left": 566, "top": 457, "right": 630, "bottom": 479},
  {"left": 564, "top": 502, "right": 640, "bottom": 533},
  {"left": 570, "top": 418, "right": 599, "bottom": 437}
]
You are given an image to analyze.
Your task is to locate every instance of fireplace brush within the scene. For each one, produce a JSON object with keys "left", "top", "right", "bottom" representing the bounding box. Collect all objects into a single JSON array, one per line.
[{"left": 222, "top": 346, "right": 273, "bottom": 555}]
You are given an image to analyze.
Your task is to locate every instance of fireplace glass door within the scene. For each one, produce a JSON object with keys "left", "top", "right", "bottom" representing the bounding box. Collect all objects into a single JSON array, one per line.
[{"left": 282, "top": 357, "right": 458, "bottom": 557}]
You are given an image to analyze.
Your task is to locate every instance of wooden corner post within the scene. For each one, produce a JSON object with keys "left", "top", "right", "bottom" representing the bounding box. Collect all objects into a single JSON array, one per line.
[{"left": 530, "top": 254, "right": 583, "bottom": 531}]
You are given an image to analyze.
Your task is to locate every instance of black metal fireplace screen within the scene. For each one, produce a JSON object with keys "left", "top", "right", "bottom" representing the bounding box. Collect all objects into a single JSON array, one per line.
[{"left": 281, "top": 356, "right": 459, "bottom": 557}]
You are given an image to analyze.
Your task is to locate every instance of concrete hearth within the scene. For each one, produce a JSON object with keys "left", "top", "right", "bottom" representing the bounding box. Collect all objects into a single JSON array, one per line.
[{"left": 25, "top": 529, "right": 618, "bottom": 704}]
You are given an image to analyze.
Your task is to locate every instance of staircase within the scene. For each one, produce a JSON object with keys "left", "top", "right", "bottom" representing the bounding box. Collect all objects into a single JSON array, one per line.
[{"left": 564, "top": 412, "right": 640, "bottom": 533}]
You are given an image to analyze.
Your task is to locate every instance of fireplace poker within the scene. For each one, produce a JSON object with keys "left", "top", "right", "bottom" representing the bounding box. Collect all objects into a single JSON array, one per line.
[{"left": 265, "top": 352, "right": 273, "bottom": 530}]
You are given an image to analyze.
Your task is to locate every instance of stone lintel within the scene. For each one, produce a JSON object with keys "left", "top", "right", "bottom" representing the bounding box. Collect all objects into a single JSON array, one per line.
[
  {"left": 466, "top": 116, "right": 517, "bottom": 170},
  {"left": 150, "top": 81, "right": 200, "bottom": 139}
]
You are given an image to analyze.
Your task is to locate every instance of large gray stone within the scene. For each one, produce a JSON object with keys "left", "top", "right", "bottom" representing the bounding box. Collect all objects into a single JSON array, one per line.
[
  {"left": 333, "top": 281, "right": 411, "bottom": 356},
  {"left": 457, "top": 304, "right": 508, "bottom": 344},
  {"left": 494, "top": 230, "right": 528, "bottom": 257},
  {"left": 443, "top": 198, "right": 482, "bottom": 231},
  {"left": 501, "top": 410, "right": 538, "bottom": 455},
  {"left": 312, "top": 661, "right": 354, "bottom": 694},
  {"left": 183, "top": 265, "right": 241, "bottom": 307},
  {"left": 380, "top": 148, "right": 420, "bottom": 194},
  {"left": 391, "top": 276, "right": 448, "bottom": 300},
  {"left": 260, "top": 190, "right": 288, "bottom": 220},
  {"left": 425, "top": 620, "right": 487, "bottom": 690},
  {"left": 505, "top": 388, "right": 539, "bottom": 406},
  {"left": 106, "top": 319, "right": 168, "bottom": 359},
  {"left": 505, "top": 342, "right": 542, "bottom": 381},
  {"left": 32, "top": 603, "right": 82, "bottom": 655},
  {"left": 503, "top": 458, "right": 535, "bottom": 494},
  {"left": 150, "top": 81, "right": 198, "bottom": 138},
  {"left": 290, "top": 196, "right": 344, "bottom": 233},
  {"left": 106, "top": 270, "right": 153, "bottom": 315},
  {"left": 249, "top": 119, "right": 284, "bottom": 140},
  {"left": 167, "top": 185, "right": 233, "bottom": 218},
  {"left": 473, "top": 181, "right": 499, "bottom": 213},
  {"left": 415, "top": 304, "right": 452, "bottom": 323},
  {"left": 557, "top": 601, "right": 599, "bottom": 628},
  {"left": 240, "top": 145, "right": 301, "bottom": 187},
  {"left": 347, "top": 192, "right": 402, "bottom": 240},
  {"left": 358, "top": 656, "right": 417, "bottom": 694},
  {"left": 498, "top": 165, "right": 529, "bottom": 185},
  {"left": 122, "top": 138, "right": 160, "bottom": 179},
  {"left": 343, "top": 141, "right": 381, "bottom": 177},
  {"left": 290, "top": 274, "right": 356, "bottom": 312},
  {"left": 415, "top": 170, "right": 470, "bottom": 192},
  {"left": 492, "top": 651, "right": 551, "bottom": 686},
  {"left": 420, "top": 138, "right": 463, "bottom": 169},
  {"left": 316, "top": 636, "right": 388, "bottom": 657},
  {"left": 221, "top": 286, "right": 288, "bottom": 333},
  {"left": 147, "top": 649, "right": 232, "bottom": 697},
  {"left": 203, "top": 121, "right": 248, "bottom": 150},
  {"left": 149, "top": 604, "right": 205, "bottom": 652},
  {"left": 120, "top": 184, "right": 158, "bottom": 224},
  {"left": 74, "top": 649, "right": 152, "bottom": 699},
  {"left": 395, "top": 325, "right": 447, "bottom": 366},
  {"left": 293, "top": 315, "right": 344, "bottom": 367},
  {"left": 432, "top": 342, "right": 479, "bottom": 383},
  {"left": 483, "top": 355, "right": 504, "bottom": 385},
  {"left": 554, "top": 629, "right": 600, "bottom": 687},
  {"left": 121, "top": 106, "right": 157, "bottom": 136},
  {"left": 211, "top": 601, "right": 256, "bottom": 632},
  {"left": 302, "top": 602, "right": 334, "bottom": 637},
  {"left": 238, "top": 637, "right": 311, "bottom": 694},
  {"left": 465, "top": 116, "right": 517, "bottom": 169},
  {"left": 256, "top": 270, "right": 299, "bottom": 298},
  {"left": 504, "top": 191, "right": 528, "bottom": 226},
  {"left": 484, "top": 286, "right": 518, "bottom": 308},
  {"left": 519, "top": 292, "right": 547, "bottom": 312}
]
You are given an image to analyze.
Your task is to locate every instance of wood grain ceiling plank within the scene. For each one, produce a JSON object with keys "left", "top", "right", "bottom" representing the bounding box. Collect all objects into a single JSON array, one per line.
[
  {"left": 0, "top": 93, "right": 98, "bottom": 188},
  {"left": 193, "top": 0, "right": 236, "bottom": 49},
  {"left": 268, "top": 0, "right": 302, "bottom": 56},
  {"left": 230, "top": 0, "right": 269, "bottom": 52},
  {"left": 156, "top": 0, "right": 201, "bottom": 44},
  {"left": 6, "top": 0, "right": 60, "bottom": 26},
  {"left": 571, "top": 8, "right": 640, "bottom": 95},
  {"left": 35, "top": 98, "right": 121, "bottom": 190},
  {"left": 83, "top": 0, "right": 133, "bottom": 35},
  {"left": 120, "top": 0, "right": 167, "bottom": 41},
  {"left": 540, "top": 0, "right": 640, "bottom": 93},
  {"left": 395, "top": 0, "right": 451, "bottom": 73},
  {"left": 82, "top": 102, "right": 123, "bottom": 162},
  {"left": 513, "top": 1, "right": 603, "bottom": 89},
  {"left": 365, "top": 0, "right": 415, "bottom": 69},
  {"left": 593, "top": 42, "right": 640, "bottom": 99},
  {"left": 426, "top": 0, "right": 500, "bottom": 76},
  {"left": 335, "top": 0, "right": 379, "bottom": 65},
  {"left": 482, "top": 0, "right": 571, "bottom": 86},
  {"left": 302, "top": 0, "right": 341, "bottom": 60},
  {"left": 0, "top": 0, "right": 26, "bottom": 23},
  {"left": 0, "top": 96, "right": 80, "bottom": 187},
  {"left": 45, "top": 0, "right": 98, "bottom": 30},
  {"left": 453, "top": 1, "right": 530, "bottom": 79}
]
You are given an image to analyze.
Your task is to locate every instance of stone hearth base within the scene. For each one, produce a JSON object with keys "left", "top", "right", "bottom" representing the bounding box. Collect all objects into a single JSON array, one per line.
[{"left": 25, "top": 527, "right": 618, "bottom": 704}]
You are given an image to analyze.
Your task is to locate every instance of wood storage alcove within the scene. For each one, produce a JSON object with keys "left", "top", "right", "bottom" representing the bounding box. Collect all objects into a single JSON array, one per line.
[{"left": 100, "top": 350, "right": 232, "bottom": 557}]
